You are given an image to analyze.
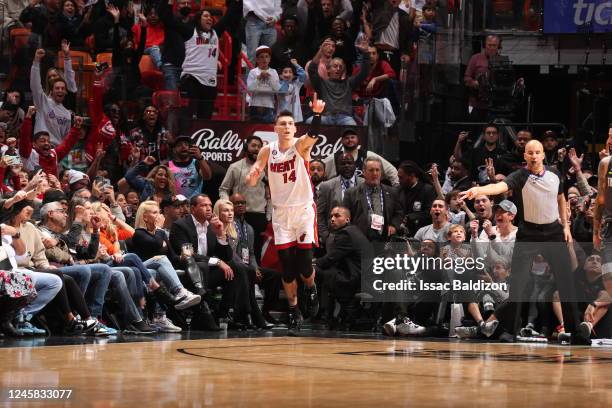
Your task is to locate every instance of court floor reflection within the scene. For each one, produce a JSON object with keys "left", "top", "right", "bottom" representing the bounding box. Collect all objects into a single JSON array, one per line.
[{"left": 1, "top": 336, "right": 611, "bottom": 407}]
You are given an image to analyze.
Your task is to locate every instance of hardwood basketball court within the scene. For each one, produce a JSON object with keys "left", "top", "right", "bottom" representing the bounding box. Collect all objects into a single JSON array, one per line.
[{"left": 1, "top": 332, "right": 611, "bottom": 407}]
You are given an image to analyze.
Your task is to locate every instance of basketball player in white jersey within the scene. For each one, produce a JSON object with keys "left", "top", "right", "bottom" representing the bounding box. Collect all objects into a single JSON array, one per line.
[{"left": 246, "top": 94, "right": 326, "bottom": 334}]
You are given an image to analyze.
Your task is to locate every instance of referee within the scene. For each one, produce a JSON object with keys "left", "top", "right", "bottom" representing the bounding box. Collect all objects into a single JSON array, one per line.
[{"left": 460, "top": 140, "right": 591, "bottom": 345}]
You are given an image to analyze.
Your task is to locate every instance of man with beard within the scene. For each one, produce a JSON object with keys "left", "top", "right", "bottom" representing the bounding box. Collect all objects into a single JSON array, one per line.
[
  {"left": 461, "top": 140, "right": 592, "bottom": 345},
  {"left": 397, "top": 161, "right": 437, "bottom": 237},
  {"left": 271, "top": 15, "right": 308, "bottom": 68},
  {"left": 323, "top": 128, "right": 399, "bottom": 185},
  {"left": 342, "top": 157, "right": 402, "bottom": 242},
  {"left": 317, "top": 153, "right": 364, "bottom": 244},
  {"left": 414, "top": 199, "right": 450, "bottom": 243},
  {"left": 310, "top": 159, "right": 326, "bottom": 199},
  {"left": 219, "top": 135, "right": 267, "bottom": 259},
  {"left": 19, "top": 106, "right": 83, "bottom": 177},
  {"left": 168, "top": 136, "right": 213, "bottom": 198},
  {"left": 500, "top": 129, "right": 532, "bottom": 173},
  {"left": 443, "top": 157, "right": 472, "bottom": 194}
]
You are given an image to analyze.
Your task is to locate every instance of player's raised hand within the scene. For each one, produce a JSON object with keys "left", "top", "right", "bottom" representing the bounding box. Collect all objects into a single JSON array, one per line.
[{"left": 310, "top": 93, "right": 325, "bottom": 114}]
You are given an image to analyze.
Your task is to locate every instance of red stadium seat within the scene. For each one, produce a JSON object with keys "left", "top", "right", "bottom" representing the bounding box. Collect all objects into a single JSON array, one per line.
[
  {"left": 57, "top": 50, "right": 93, "bottom": 69},
  {"left": 139, "top": 55, "right": 164, "bottom": 91},
  {"left": 96, "top": 52, "right": 113, "bottom": 66}
]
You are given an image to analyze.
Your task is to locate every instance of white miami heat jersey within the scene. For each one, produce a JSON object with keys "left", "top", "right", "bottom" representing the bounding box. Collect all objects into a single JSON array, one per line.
[
  {"left": 181, "top": 28, "right": 219, "bottom": 87},
  {"left": 267, "top": 141, "right": 313, "bottom": 207}
]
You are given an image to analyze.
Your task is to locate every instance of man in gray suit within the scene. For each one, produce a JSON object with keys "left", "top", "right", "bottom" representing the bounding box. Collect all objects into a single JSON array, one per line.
[
  {"left": 342, "top": 157, "right": 403, "bottom": 242},
  {"left": 317, "top": 153, "right": 364, "bottom": 245}
]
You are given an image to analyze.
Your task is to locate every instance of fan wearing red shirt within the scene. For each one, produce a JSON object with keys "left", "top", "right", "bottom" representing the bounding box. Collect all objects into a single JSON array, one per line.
[
  {"left": 19, "top": 106, "right": 83, "bottom": 178},
  {"left": 354, "top": 46, "right": 396, "bottom": 98},
  {"left": 132, "top": 7, "right": 165, "bottom": 69}
]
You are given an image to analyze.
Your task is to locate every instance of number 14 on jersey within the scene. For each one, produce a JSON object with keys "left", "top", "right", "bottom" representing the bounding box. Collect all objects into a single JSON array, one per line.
[{"left": 282, "top": 170, "right": 296, "bottom": 184}]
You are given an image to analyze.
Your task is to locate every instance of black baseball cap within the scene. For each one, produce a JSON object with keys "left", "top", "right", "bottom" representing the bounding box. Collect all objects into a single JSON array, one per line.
[
  {"left": 173, "top": 135, "right": 193, "bottom": 146},
  {"left": 160, "top": 194, "right": 188, "bottom": 210}
]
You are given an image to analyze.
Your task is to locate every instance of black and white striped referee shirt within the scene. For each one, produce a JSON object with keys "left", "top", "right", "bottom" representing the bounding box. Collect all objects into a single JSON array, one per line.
[{"left": 504, "top": 166, "right": 563, "bottom": 225}]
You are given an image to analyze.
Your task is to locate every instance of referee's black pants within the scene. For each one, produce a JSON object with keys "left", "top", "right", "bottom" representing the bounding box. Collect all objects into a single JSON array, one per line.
[{"left": 498, "top": 221, "right": 581, "bottom": 335}]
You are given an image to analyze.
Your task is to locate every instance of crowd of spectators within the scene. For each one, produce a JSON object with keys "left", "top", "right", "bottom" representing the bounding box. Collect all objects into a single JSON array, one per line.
[{"left": 0, "top": 0, "right": 610, "bottom": 345}]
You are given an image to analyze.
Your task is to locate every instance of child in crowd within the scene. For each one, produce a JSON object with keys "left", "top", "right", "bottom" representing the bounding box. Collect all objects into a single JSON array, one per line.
[
  {"left": 445, "top": 190, "right": 474, "bottom": 226},
  {"left": 247, "top": 46, "right": 280, "bottom": 123},
  {"left": 278, "top": 59, "right": 307, "bottom": 123},
  {"left": 442, "top": 224, "right": 499, "bottom": 338}
]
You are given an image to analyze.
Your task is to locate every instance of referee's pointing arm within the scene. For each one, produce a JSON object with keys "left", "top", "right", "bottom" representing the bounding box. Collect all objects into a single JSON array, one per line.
[{"left": 459, "top": 182, "right": 509, "bottom": 201}]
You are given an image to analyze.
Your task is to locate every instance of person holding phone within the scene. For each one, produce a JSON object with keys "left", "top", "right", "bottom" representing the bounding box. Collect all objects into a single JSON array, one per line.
[{"left": 167, "top": 136, "right": 212, "bottom": 199}]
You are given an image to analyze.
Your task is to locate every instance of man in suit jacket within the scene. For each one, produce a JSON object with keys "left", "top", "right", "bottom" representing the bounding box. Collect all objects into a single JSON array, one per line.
[
  {"left": 170, "top": 194, "right": 236, "bottom": 320},
  {"left": 316, "top": 206, "right": 373, "bottom": 326},
  {"left": 317, "top": 153, "right": 364, "bottom": 245},
  {"left": 230, "top": 193, "right": 280, "bottom": 326},
  {"left": 342, "top": 157, "right": 403, "bottom": 242}
]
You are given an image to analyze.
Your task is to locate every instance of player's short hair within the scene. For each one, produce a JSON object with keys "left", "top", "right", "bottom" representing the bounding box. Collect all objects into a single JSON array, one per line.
[{"left": 275, "top": 110, "right": 294, "bottom": 122}]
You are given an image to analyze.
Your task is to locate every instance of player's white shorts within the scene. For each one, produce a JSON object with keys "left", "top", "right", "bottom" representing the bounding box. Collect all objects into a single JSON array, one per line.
[{"left": 272, "top": 202, "right": 318, "bottom": 249}]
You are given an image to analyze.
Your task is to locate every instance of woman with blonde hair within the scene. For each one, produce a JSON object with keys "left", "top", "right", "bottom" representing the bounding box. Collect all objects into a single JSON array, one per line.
[
  {"left": 213, "top": 199, "right": 270, "bottom": 329},
  {"left": 125, "top": 157, "right": 176, "bottom": 203},
  {"left": 133, "top": 201, "right": 201, "bottom": 314}
]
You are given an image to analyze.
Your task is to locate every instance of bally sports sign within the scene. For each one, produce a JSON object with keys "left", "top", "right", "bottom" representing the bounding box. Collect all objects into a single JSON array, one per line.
[{"left": 186, "top": 121, "right": 366, "bottom": 166}]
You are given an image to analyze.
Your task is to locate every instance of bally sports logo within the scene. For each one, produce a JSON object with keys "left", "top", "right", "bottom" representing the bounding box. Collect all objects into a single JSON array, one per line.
[{"left": 189, "top": 126, "right": 345, "bottom": 164}]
